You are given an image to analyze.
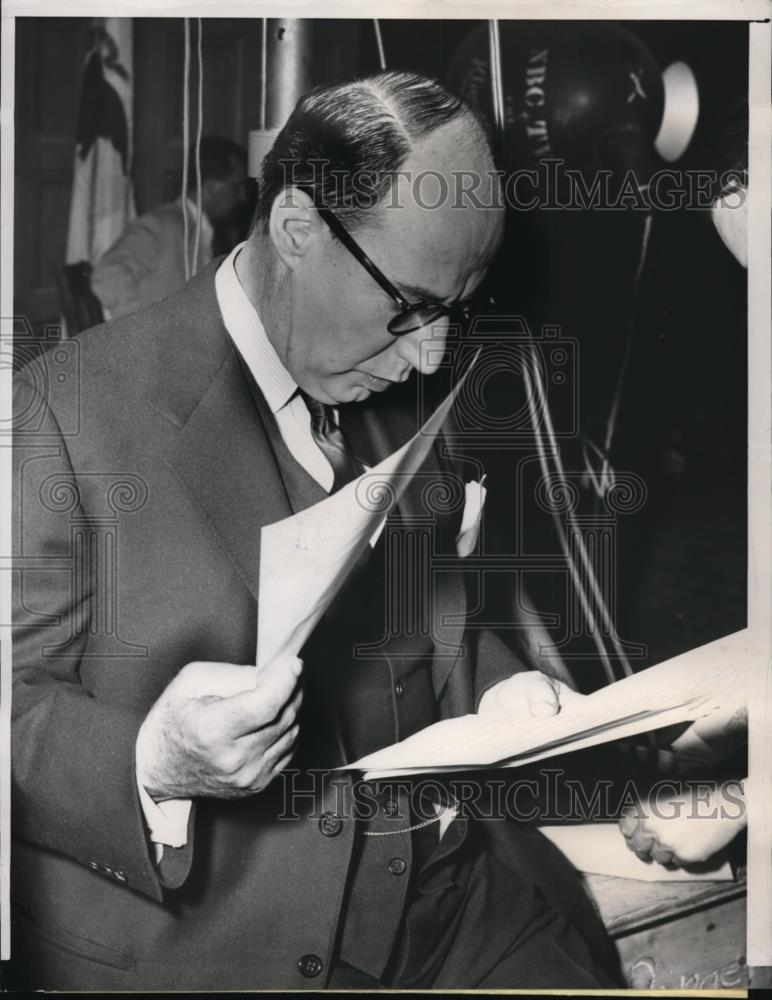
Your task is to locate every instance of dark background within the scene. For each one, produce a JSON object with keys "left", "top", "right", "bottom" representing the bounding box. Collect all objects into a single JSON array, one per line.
[{"left": 13, "top": 18, "right": 748, "bottom": 690}]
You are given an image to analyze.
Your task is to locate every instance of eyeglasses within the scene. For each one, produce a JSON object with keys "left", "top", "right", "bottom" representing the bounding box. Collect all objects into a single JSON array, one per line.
[{"left": 312, "top": 201, "right": 496, "bottom": 337}]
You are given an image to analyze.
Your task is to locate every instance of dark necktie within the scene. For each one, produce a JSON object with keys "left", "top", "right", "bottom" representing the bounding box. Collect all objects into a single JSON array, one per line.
[{"left": 301, "top": 392, "right": 365, "bottom": 493}]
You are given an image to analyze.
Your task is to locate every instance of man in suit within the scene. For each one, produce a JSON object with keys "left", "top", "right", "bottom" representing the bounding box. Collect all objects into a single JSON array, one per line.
[
  {"left": 91, "top": 135, "right": 248, "bottom": 319},
  {"left": 10, "top": 71, "right": 619, "bottom": 990}
]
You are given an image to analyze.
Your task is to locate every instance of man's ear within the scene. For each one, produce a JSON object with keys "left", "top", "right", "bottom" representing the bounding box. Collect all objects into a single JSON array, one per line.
[{"left": 268, "top": 186, "right": 317, "bottom": 271}]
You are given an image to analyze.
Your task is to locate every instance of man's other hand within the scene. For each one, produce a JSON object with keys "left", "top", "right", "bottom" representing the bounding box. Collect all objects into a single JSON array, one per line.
[
  {"left": 618, "top": 781, "right": 747, "bottom": 867},
  {"left": 477, "top": 671, "right": 584, "bottom": 719},
  {"left": 136, "top": 657, "right": 303, "bottom": 801}
]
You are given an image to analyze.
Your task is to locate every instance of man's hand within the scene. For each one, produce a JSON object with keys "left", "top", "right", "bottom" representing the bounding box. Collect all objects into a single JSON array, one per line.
[
  {"left": 478, "top": 670, "right": 584, "bottom": 719},
  {"left": 136, "top": 656, "right": 303, "bottom": 801},
  {"left": 618, "top": 781, "right": 747, "bottom": 867}
]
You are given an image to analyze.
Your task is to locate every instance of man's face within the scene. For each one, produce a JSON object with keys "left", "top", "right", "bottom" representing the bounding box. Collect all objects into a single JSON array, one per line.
[
  {"left": 204, "top": 158, "right": 248, "bottom": 226},
  {"left": 273, "top": 125, "right": 504, "bottom": 405}
]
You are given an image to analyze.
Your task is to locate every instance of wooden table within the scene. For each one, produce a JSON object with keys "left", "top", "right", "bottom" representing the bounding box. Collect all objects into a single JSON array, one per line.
[{"left": 584, "top": 869, "right": 747, "bottom": 989}]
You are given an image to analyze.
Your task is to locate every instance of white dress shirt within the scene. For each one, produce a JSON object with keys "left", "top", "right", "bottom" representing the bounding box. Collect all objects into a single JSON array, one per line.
[
  {"left": 136, "top": 243, "right": 344, "bottom": 859},
  {"left": 215, "top": 243, "right": 338, "bottom": 490}
]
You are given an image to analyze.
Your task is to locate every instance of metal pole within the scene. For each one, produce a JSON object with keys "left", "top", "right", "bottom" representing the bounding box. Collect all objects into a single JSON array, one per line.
[
  {"left": 264, "top": 18, "right": 314, "bottom": 130},
  {"left": 249, "top": 19, "right": 315, "bottom": 178},
  {"left": 373, "top": 20, "right": 386, "bottom": 71}
]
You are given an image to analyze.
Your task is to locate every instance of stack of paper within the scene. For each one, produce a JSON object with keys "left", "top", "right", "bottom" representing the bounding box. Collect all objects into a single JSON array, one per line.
[{"left": 340, "top": 634, "right": 746, "bottom": 778}]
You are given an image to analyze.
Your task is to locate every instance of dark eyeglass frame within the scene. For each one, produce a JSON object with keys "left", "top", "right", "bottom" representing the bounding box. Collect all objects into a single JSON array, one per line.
[{"left": 312, "top": 200, "right": 495, "bottom": 337}]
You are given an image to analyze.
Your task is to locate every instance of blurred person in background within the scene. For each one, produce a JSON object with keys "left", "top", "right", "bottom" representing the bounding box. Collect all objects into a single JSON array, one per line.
[{"left": 92, "top": 134, "right": 248, "bottom": 319}]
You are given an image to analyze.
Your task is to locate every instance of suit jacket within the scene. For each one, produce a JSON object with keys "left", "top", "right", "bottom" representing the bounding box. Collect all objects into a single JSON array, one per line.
[
  {"left": 90, "top": 199, "right": 212, "bottom": 320},
  {"left": 10, "top": 261, "right": 523, "bottom": 990}
]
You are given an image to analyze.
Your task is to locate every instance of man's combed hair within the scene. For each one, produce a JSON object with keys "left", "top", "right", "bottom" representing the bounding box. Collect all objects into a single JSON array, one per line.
[{"left": 256, "top": 71, "right": 485, "bottom": 230}]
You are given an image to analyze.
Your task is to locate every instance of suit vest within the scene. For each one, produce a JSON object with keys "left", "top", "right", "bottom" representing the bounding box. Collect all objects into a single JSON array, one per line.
[{"left": 237, "top": 358, "right": 444, "bottom": 979}]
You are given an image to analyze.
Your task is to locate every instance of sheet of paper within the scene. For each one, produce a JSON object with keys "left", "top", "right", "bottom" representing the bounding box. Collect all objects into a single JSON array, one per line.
[
  {"left": 538, "top": 823, "right": 733, "bottom": 882},
  {"left": 355, "top": 703, "right": 723, "bottom": 781},
  {"left": 342, "top": 632, "right": 747, "bottom": 777},
  {"left": 256, "top": 362, "right": 473, "bottom": 667}
]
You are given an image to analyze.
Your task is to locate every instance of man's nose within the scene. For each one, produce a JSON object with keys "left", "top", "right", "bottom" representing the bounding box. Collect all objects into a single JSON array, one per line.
[{"left": 395, "top": 318, "right": 449, "bottom": 375}]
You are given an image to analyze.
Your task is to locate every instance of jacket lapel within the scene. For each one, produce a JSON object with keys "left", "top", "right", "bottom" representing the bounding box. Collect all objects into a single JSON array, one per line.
[
  {"left": 164, "top": 352, "right": 293, "bottom": 603},
  {"left": 148, "top": 264, "right": 292, "bottom": 605}
]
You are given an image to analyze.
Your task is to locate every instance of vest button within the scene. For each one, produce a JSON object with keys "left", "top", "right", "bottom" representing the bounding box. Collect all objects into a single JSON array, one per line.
[
  {"left": 388, "top": 857, "right": 407, "bottom": 876},
  {"left": 394, "top": 680, "right": 405, "bottom": 699},
  {"left": 298, "top": 954, "right": 324, "bottom": 978},
  {"left": 383, "top": 798, "right": 399, "bottom": 817},
  {"left": 319, "top": 812, "right": 343, "bottom": 837}
]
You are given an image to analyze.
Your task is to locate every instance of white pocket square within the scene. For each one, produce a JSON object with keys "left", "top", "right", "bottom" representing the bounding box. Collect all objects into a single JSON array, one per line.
[{"left": 455, "top": 475, "right": 487, "bottom": 558}]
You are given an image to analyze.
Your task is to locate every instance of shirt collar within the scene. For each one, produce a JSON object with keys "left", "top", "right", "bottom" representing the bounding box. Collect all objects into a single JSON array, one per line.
[{"left": 214, "top": 242, "right": 297, "bottom": 414}]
